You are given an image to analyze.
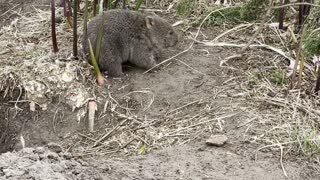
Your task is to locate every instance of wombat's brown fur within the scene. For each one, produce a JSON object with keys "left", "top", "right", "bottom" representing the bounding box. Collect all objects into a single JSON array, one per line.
[{"left": 82, "top": 9, "right": 178, "bottom": 77}]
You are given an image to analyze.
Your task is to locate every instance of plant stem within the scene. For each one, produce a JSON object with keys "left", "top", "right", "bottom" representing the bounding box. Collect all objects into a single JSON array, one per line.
[
  {"left": 73, "top": 0, "right": 78, "bottom": 58},
  {"left": 51, "top": 0, "right": 59, "bottom": 53}
]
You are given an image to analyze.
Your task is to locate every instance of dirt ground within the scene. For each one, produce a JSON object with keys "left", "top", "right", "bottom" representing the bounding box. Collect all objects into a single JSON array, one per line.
[{"left": 0, "top": 0, "right": 320, "bottom": 180}]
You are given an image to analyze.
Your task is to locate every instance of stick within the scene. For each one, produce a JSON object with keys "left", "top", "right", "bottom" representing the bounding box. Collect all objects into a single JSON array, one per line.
[
  {"left": 88, "top": 100, "right": 97, "bottom": 132},
  {"left": 212, "top": 24, "right": 252, "bottom": 42},
  {"left": 195, "top": 41, "right": 295, "bottom": 63},
  {"left": 143, "top": 43, "right": 193, "bottom": 73},
  {"left": 278, "top": 141, "right": 288, "bottom": 177}
]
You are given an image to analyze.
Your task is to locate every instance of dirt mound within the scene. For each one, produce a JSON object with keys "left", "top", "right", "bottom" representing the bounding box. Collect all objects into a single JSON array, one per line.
[
  {"left": 0, "top": 145, "right": 100, "bottom": 180},
  {"left": 0, "top": 143, "right": 315, "bottom": 180}
]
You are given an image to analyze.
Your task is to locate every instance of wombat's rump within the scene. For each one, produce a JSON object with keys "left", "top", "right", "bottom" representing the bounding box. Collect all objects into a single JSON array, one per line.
[{"left": 82, "top": 9, "right": 178, "bottom": 77}]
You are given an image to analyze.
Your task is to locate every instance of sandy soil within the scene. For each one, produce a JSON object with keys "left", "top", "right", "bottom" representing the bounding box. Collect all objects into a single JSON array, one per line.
[
  {"left": 0, "top": 0, "right": 319, "bottom": 180},
  {"left": 0, "top": 143, "right": 315, "bottom": 180}
]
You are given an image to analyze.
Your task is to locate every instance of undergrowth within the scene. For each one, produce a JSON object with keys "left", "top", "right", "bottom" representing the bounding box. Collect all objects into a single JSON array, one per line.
[{"left": 177, "top": 0, "right": 270, "bottom": 27}]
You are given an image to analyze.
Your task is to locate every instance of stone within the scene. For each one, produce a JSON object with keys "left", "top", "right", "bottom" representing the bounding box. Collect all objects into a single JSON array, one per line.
[
  {"left": 34, "top": 147, "right": 46, "bottom": 154},
  {"left": 47, "top": 152, "right": 59, "bottom": 160},
  {"left": 47, "top": 142, "right": 64, "bottom": 153},
  {"left": 205, "top": 134, "right": 228, "bottom": 147},
  {"left": 51, "top": 164, "right": 65, "bottom": 172}
]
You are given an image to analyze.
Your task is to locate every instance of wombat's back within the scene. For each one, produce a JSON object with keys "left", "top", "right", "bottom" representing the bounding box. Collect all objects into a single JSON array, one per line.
[
  {"left": 82, "top": 10, "right": 146, "bottom": 58},
  {"left": 81, "top": 9, "right": 178, "bottom": 77}
]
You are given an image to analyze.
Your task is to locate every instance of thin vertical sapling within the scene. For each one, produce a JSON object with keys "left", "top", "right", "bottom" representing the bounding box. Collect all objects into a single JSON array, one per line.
[
  {"left": 93, "top": 0, "right": 98, "bottom": 16},
  {"left": 83, "top": 0, "right": 89, "bottom": 38},
  {"left": 278, "top": 0, "right": 286, "bottom": 30},
  {"left": 51, "top": 0, "right": 59, "bottom": 53},
  {"left": 63, "top": 0, "right": 73, "bottom": 27},
  {"left": 73, "top": 0, "right": 78, "bottom": 58}
]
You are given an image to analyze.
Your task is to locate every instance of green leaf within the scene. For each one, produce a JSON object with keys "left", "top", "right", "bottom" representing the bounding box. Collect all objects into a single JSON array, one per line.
[
  {"left": 138, "top": 144, "right": 146, "bottom": 154},
  {"left": 95, "top": 12, "right": 105, "bottom": 62},
  {"left": 135, "top": 0, "right": 143, "bottom": 10},
  {"left": 88, "top": 39, "right": 103, "bottom": 82}
]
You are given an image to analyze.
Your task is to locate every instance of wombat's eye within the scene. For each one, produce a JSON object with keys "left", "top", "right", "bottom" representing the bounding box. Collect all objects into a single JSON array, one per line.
[{"left": 168, "top": 30, "right": 174, "bottom": 35}]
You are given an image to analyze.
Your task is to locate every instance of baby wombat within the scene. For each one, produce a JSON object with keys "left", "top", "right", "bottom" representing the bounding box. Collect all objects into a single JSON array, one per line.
[{"left": 82, "top": 9, "right": 178, "bottom": 77}]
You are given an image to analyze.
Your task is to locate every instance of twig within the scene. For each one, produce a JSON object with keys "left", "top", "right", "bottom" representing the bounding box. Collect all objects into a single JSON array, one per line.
[
  {"left": 93, "top": 119, "right": 128, "bottom": 147},
  {"left": 166, "top": 99, "right": 204, "bottom": 116},
  {"left": 195, "top": 41, "right": 295, "bottom": 63},
  {"left": 256, "top": 97, "right": 320, "bottom": 116},
  {"left": 144, "top": 43, "right": 193, "bottom": 73},
  {"left": 272, "top": 2, "right": 319, "bottom": 9},
  {"left": 0, "top": 4, "right": 20, "bottom": 17},
  {"left": 52, "top": 108, "right": 60, "bottom": 133},
  {"left": 278, "top": 140, "right": 288, "bottom": 177},
  {"left": 14, "top": 86, "right": 23, "bottom": 111},
  {"left": 164, "top": 112, "right": 240, "bottom": 137},
  {"left": 212, "top": 24, "right": 253, "bottom": 42},
  {"left": 73, "top": 0, "right": 78, "bottom": 58},
  {"left": 78, "top": 133, "right": 112, "bottom": 147},
  {"left": 175, "top": 58, "right": 207, "bottom": 76},
  {"left": 51, "top": 0, "right": 59, "bottom": 53},
  {"left": 88, "top": 100, "right": 97, "bottom": 132},
  {"left": 237, "top": 117, "right": 257, "bottom": 128}
]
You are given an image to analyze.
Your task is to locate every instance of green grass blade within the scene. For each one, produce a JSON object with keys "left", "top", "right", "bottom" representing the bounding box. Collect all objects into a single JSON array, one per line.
[
  {"left": 95, "top": 12, "right": 105, "bottom": 62},
  {"left": 135, "top": 0, "right": 143, "bottom": 10},
  {"left": 88, "top": 39, "right": 104, "bottom": 85}
]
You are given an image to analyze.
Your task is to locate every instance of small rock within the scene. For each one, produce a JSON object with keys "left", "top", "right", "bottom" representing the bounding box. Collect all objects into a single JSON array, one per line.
[
  {"left": 39, "top": 153, "right": 46, "bottom": 160},
  {"left": 20, "top": 148, "right": 34, "bottom": 154},
  {"left": 47, "top": 142, "right": 64, "bottom": 153},
  {"left": 60, "top": 152, "right": 72, "bottom": 160},
  {"left": 3, "top": 168, "right": 25, "bottom": 177},
  {"left": 72, "top": 168, "right": 81, "bottom": 175},
  {"left": 51, "top": 164, "right": 65, "bottom": 172},
  {"left": 65, "top": 160, "right": 77, "bottom": 169},
  {"left": 28, "top": 154, "right": 39, "bottom": 161},
  {"left": 34, "top": 147, "right": 46, "bottom": 154},
  {"left": 206, "top": 134, "right": 228, "bottom": 147},
  {"left": 47, "top": 152, "right": 59, "bottom": 160},
  {"left": 77, "top": 159, "right": 89, "bottom": 166}
]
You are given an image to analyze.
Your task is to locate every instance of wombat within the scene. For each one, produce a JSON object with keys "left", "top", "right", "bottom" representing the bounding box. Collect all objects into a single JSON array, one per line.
[{"left": 82, "top": 9, "right": 178, "bottom": 77}]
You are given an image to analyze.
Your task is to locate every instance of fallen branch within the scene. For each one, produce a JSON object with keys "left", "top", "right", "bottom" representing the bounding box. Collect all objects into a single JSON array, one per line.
[
  {"left": 195, "top": 40, "right": 295, "bottom": 63},
  {"left": 212, "top": 23, "right": 253, "bottom": 42}
]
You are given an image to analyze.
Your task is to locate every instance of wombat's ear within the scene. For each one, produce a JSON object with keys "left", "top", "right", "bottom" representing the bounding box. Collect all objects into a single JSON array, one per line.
[{"left": 145, "top": 16, "right": 155, "bottom": 29}]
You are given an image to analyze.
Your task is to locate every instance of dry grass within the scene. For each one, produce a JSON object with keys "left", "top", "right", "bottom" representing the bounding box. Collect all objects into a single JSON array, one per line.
[
  {"left": 0, "top": 7, "right": 95, "bottom": 109},
  {"left": 184, "top": 1, "right": 320, "bottom": 160}
]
